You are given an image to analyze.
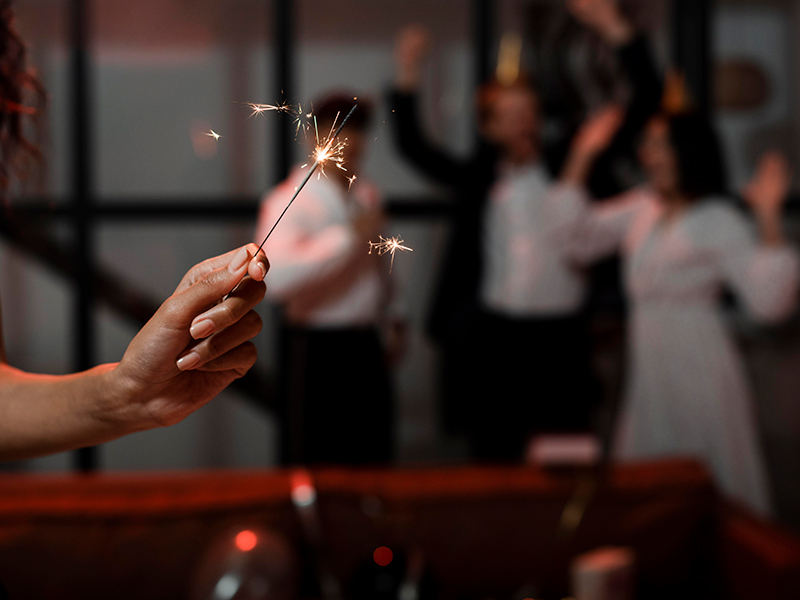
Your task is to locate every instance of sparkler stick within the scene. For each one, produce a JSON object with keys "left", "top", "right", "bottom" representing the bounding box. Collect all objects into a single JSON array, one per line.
[{"left": 223, "top": 104, "right": 358, "bottom": 300}]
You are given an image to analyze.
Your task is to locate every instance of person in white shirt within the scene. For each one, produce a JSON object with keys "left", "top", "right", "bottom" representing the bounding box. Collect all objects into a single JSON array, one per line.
[
  {"left": 256, "top": 94, "right": 402, "bottom": 465},
  {"left": 556, "top": 109, "right": 799, "bottom": 515},
  {"left": 390, "top": 0, "right": 662, "bottom": 462}
]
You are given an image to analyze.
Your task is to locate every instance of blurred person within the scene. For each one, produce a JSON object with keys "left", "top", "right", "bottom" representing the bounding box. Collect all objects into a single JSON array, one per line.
[
  {"left": 256, "top": 94, "right": 403, "bottom": 465},
  {"left": 556, "top": 110, "right": 799, "bottom": 515},
  {"left": 0, "top": 2, "right": 269, "bottom": 461},
  {"left": 389, "top": 0, "right": 661, "bottom": 461}
]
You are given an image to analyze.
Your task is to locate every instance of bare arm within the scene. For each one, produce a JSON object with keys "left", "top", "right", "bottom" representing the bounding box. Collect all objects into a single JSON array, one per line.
[{"left": 0, "top": 244, "right": 269, "bottom": 461}]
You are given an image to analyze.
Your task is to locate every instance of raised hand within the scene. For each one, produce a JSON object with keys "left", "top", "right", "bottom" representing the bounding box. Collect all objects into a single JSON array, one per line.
[
  {"left": 743, "top": 150, "right": 792, "bottom": 216},
  {"left": 566, "top": 0, "right": 634, "bottom": 46},
  {"left": 112, "top": 244, "right": 269, "bottom": 428},
  {"left": 395, "top": 24, "right": 432, "bottom": 91},
  {"left": 561, "top": 104, "right": 625, "bottom": 184},
  {"left": 573, "top": 104, "right": 626, "bottom": 158},
  {"left": 743, "top": 151, "right": 792, "bottom": 246}
]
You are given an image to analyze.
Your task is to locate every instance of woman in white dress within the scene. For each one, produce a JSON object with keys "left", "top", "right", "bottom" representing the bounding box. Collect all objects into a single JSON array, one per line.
[{"left": 557, "top": 111, "right": 799, "bottom": 514}]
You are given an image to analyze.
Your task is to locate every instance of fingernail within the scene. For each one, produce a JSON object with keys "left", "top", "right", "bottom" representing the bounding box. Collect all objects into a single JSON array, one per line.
[
  {"left": 176, "top": 352, "right": 201, "bottom": 371},
  {"left": 258, "top": 261, "right": 267, "bottom": 280},
  {"left": 190, "top": 319, "right": 215, "bottom": 339},
  {"left": 228, "top": 247, "right": 249, "bottom": 273}
]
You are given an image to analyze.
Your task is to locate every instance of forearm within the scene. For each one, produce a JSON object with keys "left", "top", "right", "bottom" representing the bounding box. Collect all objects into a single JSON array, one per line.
[
  {"left": 0, "top": 363, "right": 139, "bottom": 461},
  {"left": 756, "top": 210, "right": 786, "bottom": 247},
  {"left": 613, "top": 35, "right": 663, "bottom": 141},
  {"left": 388, "top": 89, "right": 468, "bottom": 186},
  {"left": 560, "top": 151, "right": 598, "bottom": 187}
]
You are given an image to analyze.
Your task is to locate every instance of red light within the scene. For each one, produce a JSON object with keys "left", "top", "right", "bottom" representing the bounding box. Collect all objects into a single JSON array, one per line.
[
  {"left": 235, "top": 530, "right": 258, "bottom": 552},
  {"left": 373, "top": 546, "right": 393, "bottom": 567}
]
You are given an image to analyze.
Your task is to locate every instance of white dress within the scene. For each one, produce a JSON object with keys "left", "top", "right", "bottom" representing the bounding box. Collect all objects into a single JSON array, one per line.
[{"left": 560, "top": 185, "right": 800, "bottom": 515}]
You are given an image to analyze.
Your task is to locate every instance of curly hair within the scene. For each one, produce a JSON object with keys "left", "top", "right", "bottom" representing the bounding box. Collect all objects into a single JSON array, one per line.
[{"left": 0, "top": 0, "right": 45, "bottom": 198}]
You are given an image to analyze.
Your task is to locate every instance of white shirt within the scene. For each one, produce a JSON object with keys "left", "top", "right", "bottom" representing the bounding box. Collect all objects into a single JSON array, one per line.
[
  {"left": 256, "top": 168, "right": 384, "bottom": 328},
  {"left": 480, "top": 163, "right": 587, "bottom": 317}
]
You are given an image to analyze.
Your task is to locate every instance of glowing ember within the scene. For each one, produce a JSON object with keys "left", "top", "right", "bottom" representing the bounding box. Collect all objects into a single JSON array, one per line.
[
  {"left": 368, "top": 235, "right": 413, "bottom": 273},
  {"left": 243, "top": 101, "right": 292, "bottom": 119},
  {"left": 205, "top": 129, "right": 221, "bottom": 141}
]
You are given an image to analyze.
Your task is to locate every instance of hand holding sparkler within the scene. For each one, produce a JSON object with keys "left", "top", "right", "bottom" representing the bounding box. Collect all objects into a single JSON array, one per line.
[{"left": 113, "top": 244, "right": 268, "bottom": 428}]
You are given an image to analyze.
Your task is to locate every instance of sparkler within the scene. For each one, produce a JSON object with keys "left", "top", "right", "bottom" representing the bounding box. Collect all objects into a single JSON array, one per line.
[
  {"left": 368, "top": 235, "right": 413, "bottom": 273},
  {"left": 224, "top": 104, "right": 358, "bottom": 299}
]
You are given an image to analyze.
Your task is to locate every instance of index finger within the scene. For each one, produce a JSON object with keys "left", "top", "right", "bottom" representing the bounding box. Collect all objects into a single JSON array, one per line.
[{"left": 175, "top": 244, "right": 269, "bottom": 293}]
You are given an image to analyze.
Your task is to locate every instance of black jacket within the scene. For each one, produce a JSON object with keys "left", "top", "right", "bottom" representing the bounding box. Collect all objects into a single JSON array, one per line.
[{"left": 388, "top": 35, "right": 662, "bottom": 341}]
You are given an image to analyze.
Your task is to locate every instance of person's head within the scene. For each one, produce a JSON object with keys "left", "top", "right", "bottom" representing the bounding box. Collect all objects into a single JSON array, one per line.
[
  {"left": 477, "top": 78, "right": 540, "bottom": 163},
  {"left": 313, "top": 93, "right": 373, "bottom": 172},
  {"left": 638, "top": 112, "right": 727, "bottom": 202},
  {"left": 0, "top": 1, "right": 45, "bottom": 198}
]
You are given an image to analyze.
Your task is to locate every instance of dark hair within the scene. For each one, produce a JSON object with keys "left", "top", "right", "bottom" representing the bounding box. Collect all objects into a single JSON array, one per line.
[
  {"left": 476, "top": 76, "right": 537, "bottom": 126},
  {"left": 314, "top": 92, "right": 372, "bottom": 132},
  {"left": 0, "top": 1, "right": 46, "bottom": 198},
  {"left": 662, "top": 112, "right": 727, "bottom": 198}
]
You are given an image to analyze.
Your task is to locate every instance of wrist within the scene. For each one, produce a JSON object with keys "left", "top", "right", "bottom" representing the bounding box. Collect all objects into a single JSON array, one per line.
[
  {"left": 755, "top": 209, "right": 785, "bottom": 245},
  {"left": 94, "top": 363, "right": 153, "bottom": 435}
]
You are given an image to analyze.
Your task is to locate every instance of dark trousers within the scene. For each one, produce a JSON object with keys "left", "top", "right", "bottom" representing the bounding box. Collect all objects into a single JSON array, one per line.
[
  {"left": 467, "top": 309, "right": 599, "bottom": 462},
  {"left": 279, "top": 326, "right": 393, "bottom": 465}
]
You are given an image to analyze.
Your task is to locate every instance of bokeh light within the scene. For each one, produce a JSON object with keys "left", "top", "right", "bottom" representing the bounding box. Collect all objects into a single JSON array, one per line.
[{"left": 373, "top": 546, "right": 393, "bottom": 567}]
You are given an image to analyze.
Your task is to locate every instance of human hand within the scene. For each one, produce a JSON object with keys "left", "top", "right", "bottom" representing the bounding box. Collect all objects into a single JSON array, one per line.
[
  {"left": 573, "top": 104, "right": 625, "bottom": 158},
  {"left": 560, "top": 105, "right": 624, "bottom": 185},
  {"left": 111, "top": 244, "right": 268, "bottom": 428},
  {"left": 395, "top": 24, "right": 432, "bottom": 91},
  {"left": 743, "top": 150, "right": 792, "bottom": 216},
  {"left": 566, "top": 0, "right": 633, "bottom": 46}
]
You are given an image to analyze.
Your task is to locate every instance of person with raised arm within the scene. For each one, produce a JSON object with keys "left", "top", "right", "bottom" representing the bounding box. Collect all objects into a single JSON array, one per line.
[
  {"left": 389, "top": 0, "right": 661, "bottom": 461},
  {"left": 557, "top": 107, "right": 799, "bottom": 515}
]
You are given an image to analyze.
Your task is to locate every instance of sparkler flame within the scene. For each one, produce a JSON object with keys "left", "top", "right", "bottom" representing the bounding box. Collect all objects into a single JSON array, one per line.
[
  {"left": 244, "top": 101, "right": 292, "bottom": 119},
  {"left": 368, "top": 235, "right": 413, "bottom": 273},
  {"left": 305, "top": 110, "right": 349, "bottom": 179}
]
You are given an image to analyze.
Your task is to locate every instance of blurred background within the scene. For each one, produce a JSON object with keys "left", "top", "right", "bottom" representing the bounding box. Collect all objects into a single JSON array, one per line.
[{"left": 4, "top": 0, "right": 800, "bottom": 530}]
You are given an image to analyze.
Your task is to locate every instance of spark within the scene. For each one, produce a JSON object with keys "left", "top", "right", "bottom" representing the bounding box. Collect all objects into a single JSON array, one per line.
[
  {"left": 293, "top": 103, "right": 313, "bottom": 137},
  {"left": 368, "top": 235, "right": 413, "bottom": 273},
  {"left": 347, "top": 174, "right": 357, "bottom": 190},
  {"left": 242, "top": 101, "right": 292, "bottom": 119},
  {"left": 205, "top": 130, "right": 221, "bottom": 141}
]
